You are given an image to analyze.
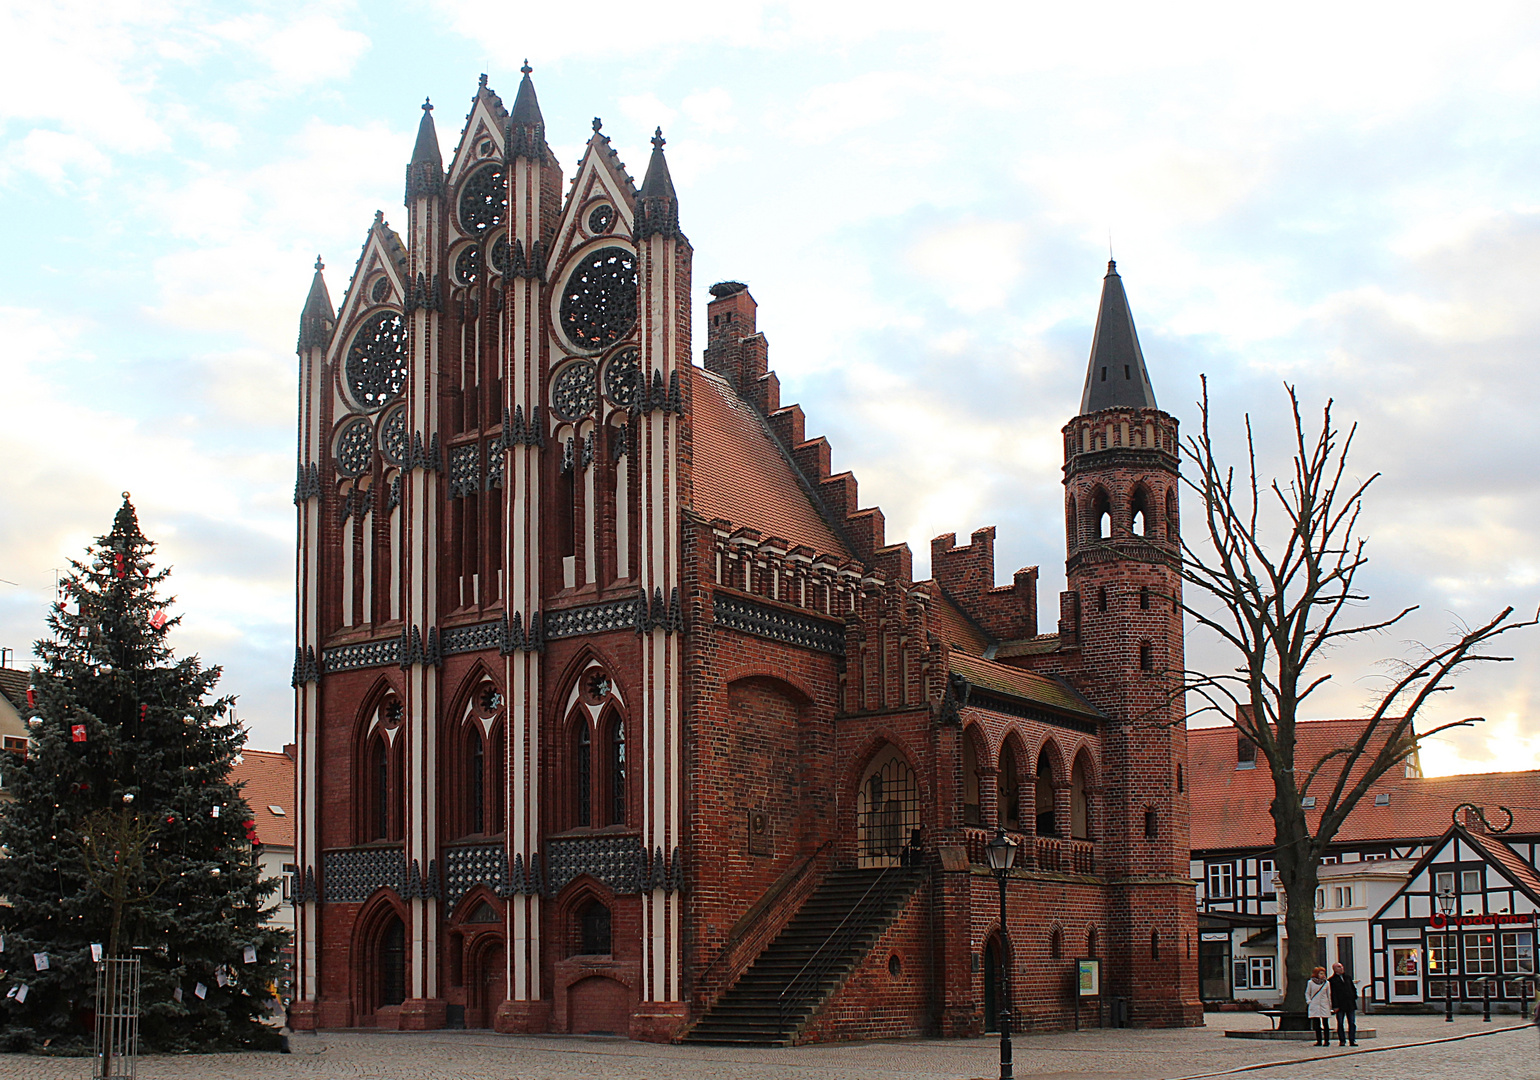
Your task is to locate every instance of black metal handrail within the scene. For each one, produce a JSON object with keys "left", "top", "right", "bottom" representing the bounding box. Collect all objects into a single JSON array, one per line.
[{"left": 775, "top": 861, "right": 915, "bottom": 1031}]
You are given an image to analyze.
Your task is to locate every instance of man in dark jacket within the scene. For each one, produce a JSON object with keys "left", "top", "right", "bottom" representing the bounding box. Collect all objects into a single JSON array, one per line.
[{"left": 1329, "top": 962, "right": 1357, "bottom": 1046}]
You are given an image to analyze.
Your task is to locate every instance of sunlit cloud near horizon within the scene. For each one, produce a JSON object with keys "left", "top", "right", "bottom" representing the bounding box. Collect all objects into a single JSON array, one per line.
[{"left": 2, "top": 1, "right": 1539, "bottom": 770}]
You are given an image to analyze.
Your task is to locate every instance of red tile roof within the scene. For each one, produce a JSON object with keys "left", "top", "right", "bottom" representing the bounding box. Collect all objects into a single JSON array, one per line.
[
  {"left": 950, "top": 652, "right": 1103, "bottom": 720},
  {"left": 1189, "top": 719, "right": 1540, "bottom": 852},
  {"left": 690, "top": 368, "right": 850, "bottom": 559},
  {"left": 231, "top": 749, "right": 295, "bottom": 849},
  {"left": 1466, "top": 829, "right": 1540, "bottom": 899}
]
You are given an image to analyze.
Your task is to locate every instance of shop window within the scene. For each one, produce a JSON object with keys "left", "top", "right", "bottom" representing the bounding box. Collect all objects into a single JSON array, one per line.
[
  {"left": 1501, "top": 932, "right": 1534, "bottom": 974},
  {"left": 1428, "top": 933, "right": 1456, "bottom": 977},
  {"left": 1463, "top": 932, "right": 1497, "bottom": 975}
]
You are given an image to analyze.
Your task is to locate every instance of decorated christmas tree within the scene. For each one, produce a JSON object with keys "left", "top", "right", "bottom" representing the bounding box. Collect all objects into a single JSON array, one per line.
[{"left": 0, "top": 495, "right": 286, "bottom": 1052}]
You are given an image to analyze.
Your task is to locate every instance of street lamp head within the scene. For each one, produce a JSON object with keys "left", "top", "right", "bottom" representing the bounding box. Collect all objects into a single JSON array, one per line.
[
  {"left": 986, "top": 829, "right": 1018, "bottom": 872},
  {"left": 1436, "top": 888, "right": 1455, "bottom": 916}
]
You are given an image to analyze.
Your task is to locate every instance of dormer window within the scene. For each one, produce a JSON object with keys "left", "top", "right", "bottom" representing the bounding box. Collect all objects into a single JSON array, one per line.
[{"left": 1236, "top": 735, "right": 1257, "bottom": 770}]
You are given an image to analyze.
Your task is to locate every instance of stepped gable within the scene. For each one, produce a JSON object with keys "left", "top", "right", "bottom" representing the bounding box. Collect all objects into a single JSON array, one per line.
[
  {"left": 929, "top": 528, "right": 1038, "bottom": 641},
  {"left": 949, "top": 651, "right": 1103, "bottom": 721},
  {"left": 691, "top": 368, "right": 848, "bottom": 559},
  {"left": 696, "top": 281, "right": 912, "bottom": 583}
]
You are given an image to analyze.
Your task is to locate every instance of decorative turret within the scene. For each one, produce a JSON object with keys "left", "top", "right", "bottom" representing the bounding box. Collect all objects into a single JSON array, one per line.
[
  {"left": 507, "top": 60, "right": 546, "bottom": 160},
  {"left": 405, "top": 99, "right": 445, "bottom": 202},
  {"left": 635, "top": 127, "right": 681, "bottom": 240},
  {"left": 296, "top": 255, "right": 333, "bottom": 351}
]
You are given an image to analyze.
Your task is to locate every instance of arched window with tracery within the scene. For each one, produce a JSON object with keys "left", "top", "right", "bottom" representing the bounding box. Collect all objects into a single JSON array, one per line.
[
  {"left": 371, "top": 737, "right": 390, "bottom": 841},
  {"left": 467, "top": 727, "right": 485, "bottom": 835},
  {"left": 857, "top": 746, "right": 920, "bottom": 868},
  {"left": 962, "top": 728, "right": 983, "bottom": 827},
  {"left": 606, "top": 713, "right": 627, "bottom": 826},
  {"left": 573, "top": 721, "right": 592, "bottom": 828}
]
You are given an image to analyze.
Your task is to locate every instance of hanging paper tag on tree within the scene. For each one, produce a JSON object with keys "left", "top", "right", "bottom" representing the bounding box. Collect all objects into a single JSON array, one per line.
[
  {"left": 33, "top": 953, "right": 48, "bottom": 971},
  {"left": 194, "top": 982, "right": 207, "bottom": 1000},
  {"left": 90, "top": 944, "right": 103, "bottom": 962},
  {"left": 150, "top": 610, "right": 167, "bottom": 630},
  {"left": 243, "top": 946, "right": 258, "bottom": 964},
  {"left": 14, "top": 985, "right": 27, "bottom": 1003},
  {"left": 173, "top": 986, "right": 183, "bottom": 1003},
  {"left": 71, "top": 725, "right": 87, "bottom": 743},
  {"left": 215, "top": 969, "right": 228, "bottom": 988}
]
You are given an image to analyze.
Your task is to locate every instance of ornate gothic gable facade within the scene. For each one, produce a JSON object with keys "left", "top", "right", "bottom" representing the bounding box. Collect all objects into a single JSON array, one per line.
[{"left": 290, "top": 70, "right": 1201, "bottom": 1040}]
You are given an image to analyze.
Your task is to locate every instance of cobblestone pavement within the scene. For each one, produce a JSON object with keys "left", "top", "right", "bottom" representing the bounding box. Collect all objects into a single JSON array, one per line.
[{"left": 0, "top": 1013, "right": 1533, "bottom": 1080}]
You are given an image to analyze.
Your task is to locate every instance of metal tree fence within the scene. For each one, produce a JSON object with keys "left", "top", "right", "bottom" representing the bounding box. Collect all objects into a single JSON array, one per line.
[{"left": 93, "top": 958, "right": 140, "bottom": 1080}]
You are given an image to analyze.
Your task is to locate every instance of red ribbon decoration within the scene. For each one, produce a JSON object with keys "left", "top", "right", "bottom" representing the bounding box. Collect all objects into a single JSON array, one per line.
[{"left": 71, "top": 725, "right": 87, "bottom": 743}]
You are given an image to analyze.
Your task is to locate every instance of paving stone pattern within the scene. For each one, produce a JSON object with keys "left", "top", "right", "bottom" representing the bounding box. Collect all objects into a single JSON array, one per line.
[{"left": 0, "top": 1014, "right": 1533, "bottom": 1080}]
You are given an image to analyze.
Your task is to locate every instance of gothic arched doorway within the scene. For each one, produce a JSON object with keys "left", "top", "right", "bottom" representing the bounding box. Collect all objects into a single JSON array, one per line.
[
  {"left": 378, "top": 915, "right": 406, "bottom": 1011},
  {"left": 856, "top": 746, "right": 919, "bottom": 868},
  {"left": 470, "top": 939, "right": 506, "bottom": 1029}
]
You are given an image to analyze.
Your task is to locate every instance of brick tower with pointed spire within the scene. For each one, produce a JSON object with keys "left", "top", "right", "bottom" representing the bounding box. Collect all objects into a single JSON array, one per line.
[{"left": 1056, "top": 260, "right": 1200, "bottom": 1025}]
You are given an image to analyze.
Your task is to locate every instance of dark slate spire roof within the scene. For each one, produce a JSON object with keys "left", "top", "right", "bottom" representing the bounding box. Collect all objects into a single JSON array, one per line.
[
  {"left": 1078, "top": 259, "right": 1158, "bottom": 414},
  {"left": 297, "top": 255, "right": 334, "bottom": 351},
  {"left": 510, "top": 60, "right": 543, "bottom": 125},
  {"left": 405, "top": 99, "right": 445, "bottom": 201},
  {"left": 411, "top": 99, "right": 441, "bottom": 167},
  {"left": 638, "top": 127, "right": 677, "bottom": 200},
  {"left": 635, "top": 128, "right": 681, "bottom": 240}
]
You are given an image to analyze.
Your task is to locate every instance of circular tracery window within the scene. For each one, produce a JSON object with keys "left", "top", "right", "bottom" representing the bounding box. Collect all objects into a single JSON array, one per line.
[
  {"left": 603, "top": 347, "right": 641, "bottom": 408},
  {"left": 552, "top": 360, "right": 598, "bottom": 421},
  {"left": 587, "top": 204, "right": 615, "bottom": 234},
  {"left": 455, "top": 244, "right": 481, "bottom": 285},
  {"left": 379, "top": 405, "right": 407, "bottom": 466},
  {"left": 459, "top": 164, "right": 506, "bottom": 238},
  {"left": 489, "top": 233, "right": 510, "bottom": 276},
  {"left": 559, "top": 247, "right": 637, "bottom": 350},
  {"left": 345, "top": 312, "right": 408, "bottom": 410},
  {"left": 370, "top": 276, "right": 391, "bottom": 303},
  {"left": 336, "top": 419, "right": 374, "bottom": 477}
]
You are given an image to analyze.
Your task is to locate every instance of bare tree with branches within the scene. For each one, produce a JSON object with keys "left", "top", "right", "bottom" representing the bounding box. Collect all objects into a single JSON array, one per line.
[
  {"left": 1178, "top": 377, "right": 1534, "bottom": 1022},
  {"left": 79, "top": 806, "right": 166, "bottom": 960}
]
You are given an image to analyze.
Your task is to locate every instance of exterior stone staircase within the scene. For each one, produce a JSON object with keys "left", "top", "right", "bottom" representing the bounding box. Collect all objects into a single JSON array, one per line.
[{"left": 683, "top": 864, "right": 926, "bottom": 1045}]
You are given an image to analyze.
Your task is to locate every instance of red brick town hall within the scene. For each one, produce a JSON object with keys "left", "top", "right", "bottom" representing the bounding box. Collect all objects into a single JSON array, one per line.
[{"left": 288, "top": 69, "right": 1201, "bottom": 1041}]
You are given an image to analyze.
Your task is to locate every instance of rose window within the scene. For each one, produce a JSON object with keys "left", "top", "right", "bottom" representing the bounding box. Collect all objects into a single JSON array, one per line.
[
  {"left": 455, "top": 245, "right": 481, "bottom": 285},
  {"left": 559, "top": 247, "right": 637, "bottom": 350},
  {"left": 379, "top": 405, "right": 407, "bottom": 466},
  {"left": 459, "top": 165, "right": 506, "bottom": 238},
  {"left": 587, "top": 204, "right": 615, "bottom": 234},
  {"left": 336, "top": 419, "right": 374, "bottom": 477},
  {"left": 370, "top": 276, "right": 391, "bottom": 303},
  {"left": 345, "top": 311, "right": 408, "bottom": 411},
  {"left": 603, "top": 347, "right": 641, "bottom": 408},
  {"left": 551, "top": 360, "right": 598, "bottom": 421},
  {"left": 489, "top": 233, "right": 510, "bottom": 276}
]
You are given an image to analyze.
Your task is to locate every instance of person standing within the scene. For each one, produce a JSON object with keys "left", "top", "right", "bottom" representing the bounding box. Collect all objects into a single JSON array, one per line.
[
  {"left": 1305, "top": 966, "right": 1333, "bottom": 1046},
  {"left": 1329, "top": 962, "right": 1358, "bottom": 1046}
]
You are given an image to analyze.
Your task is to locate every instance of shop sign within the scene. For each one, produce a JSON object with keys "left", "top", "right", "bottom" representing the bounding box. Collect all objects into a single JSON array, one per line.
[{"left": 1428, "top": 912, "right": 1534, "bottom": 929}]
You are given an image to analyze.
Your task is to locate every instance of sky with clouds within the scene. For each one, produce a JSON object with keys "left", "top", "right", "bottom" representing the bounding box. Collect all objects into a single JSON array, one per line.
[{"left": 3, "top": 0, "right": 1539, "bottom": 773}]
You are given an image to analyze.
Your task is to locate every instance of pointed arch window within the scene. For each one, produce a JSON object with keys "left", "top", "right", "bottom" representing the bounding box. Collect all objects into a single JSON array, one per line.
[
  {"left": 1071, "top": 755, "right": 1091, "bottom": 840},
  {"left": 576, "top": 899, "right": 612, "bottom": 956},
  {"left": 1131, "top": 486, "right": 1151, "bottom": 538},
  {"left": 1035, "top": 752, "right": 1056, "bottom": 837},
  {"left": 468, "top": 727, "right": 485, "bottom": 834},
  {"left": 369, "top": 736, "right": 391, "bottom": 842},
  {"left": 574, "top": 722, "right": 592, "bottom": 828},
  {"left": 1091, "top": 489, "right": 1111, "bottom": 540},
  {"left": 998, "top": 743, "right": 1021, "bottom": 832},
  {"left": 962, "top": 731, "right": 982, "bottom": 827},
  {"left": 607, "top": 715, "right": 627, "bottom": 826}
]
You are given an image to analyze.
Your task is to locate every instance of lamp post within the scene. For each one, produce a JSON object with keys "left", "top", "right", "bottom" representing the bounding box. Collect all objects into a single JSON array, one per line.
[
  {"left": 1436, "top": 887, "right": 1456, "bottom": 1023},
  {"left": 986, "top": 830, "right": 1019, "bottom": 1080}
]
